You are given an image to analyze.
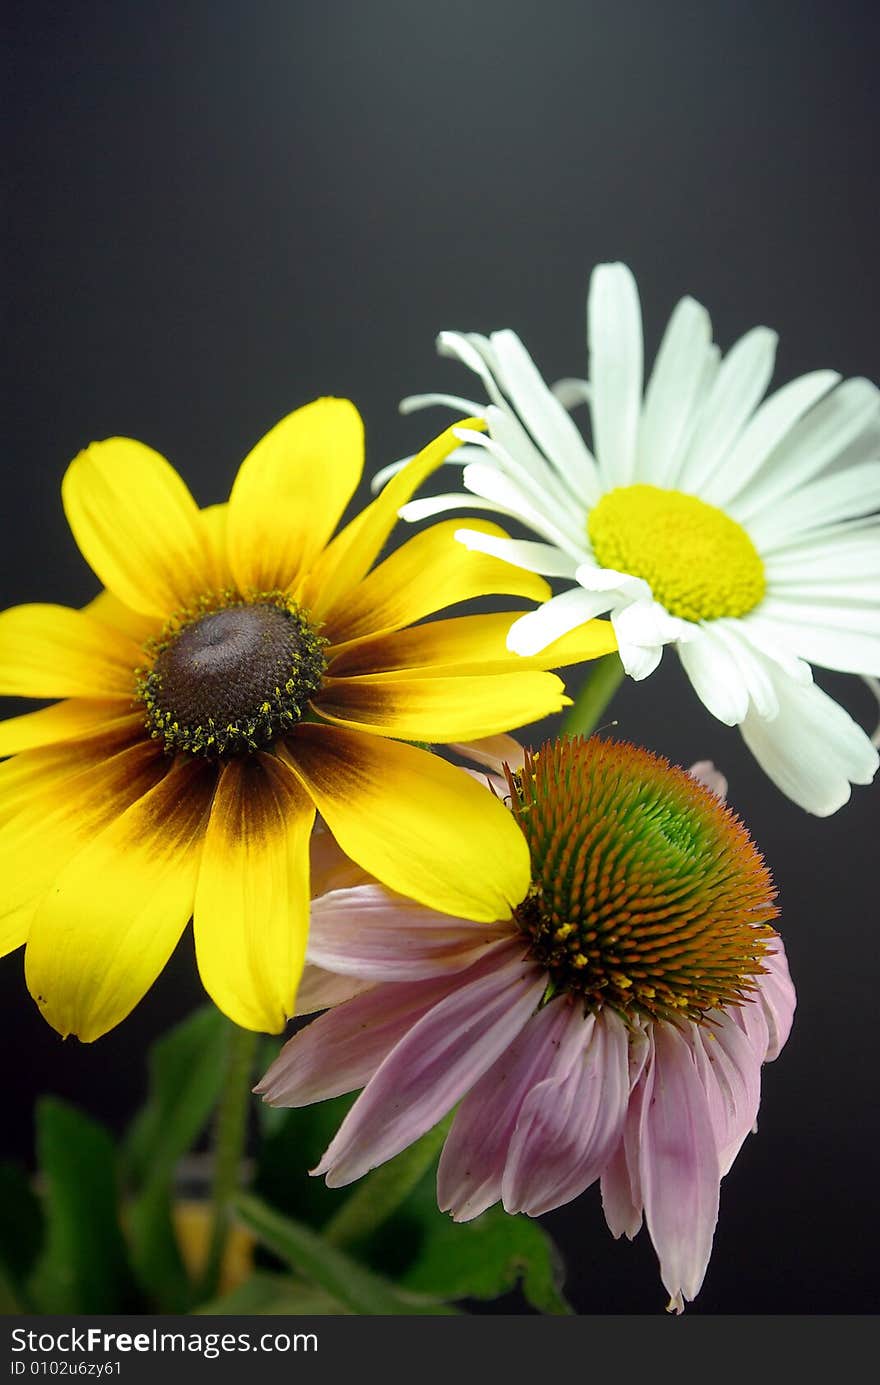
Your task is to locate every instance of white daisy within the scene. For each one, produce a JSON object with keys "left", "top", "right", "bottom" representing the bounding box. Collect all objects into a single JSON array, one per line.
[{"left": 374, "top": 263, "right": 880, "bottom": 815}]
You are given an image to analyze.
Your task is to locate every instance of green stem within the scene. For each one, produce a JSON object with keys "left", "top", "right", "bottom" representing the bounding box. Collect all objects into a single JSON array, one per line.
[
  {"left": 324, "top": 1114, "right": 453, "bottom": 1251},
  {"left": 561, "top": 652, "right": 625, "bottom": 738},
  {"left": 198, "top": 1021, "right": 258, "bottom": 1301}
]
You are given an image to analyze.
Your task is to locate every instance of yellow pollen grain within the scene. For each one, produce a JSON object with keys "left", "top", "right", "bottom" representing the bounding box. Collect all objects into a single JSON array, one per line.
[{"left": 588, "top": 484, "right": 766, "bottom": 622}]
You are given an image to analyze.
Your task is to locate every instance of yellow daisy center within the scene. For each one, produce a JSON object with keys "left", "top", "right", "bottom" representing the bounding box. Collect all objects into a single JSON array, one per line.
[
  {"left": 136, "top": 592, "right": 327, "bottom": 757},
  {"left": 508, "top": 738, "right": 777, "bottom": 1024},
  {"left": 587, "top": 484, "right": 765, "bottom": 622}
]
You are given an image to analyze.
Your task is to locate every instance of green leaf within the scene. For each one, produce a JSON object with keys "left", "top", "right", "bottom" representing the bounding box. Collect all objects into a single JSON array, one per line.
[
  {"left": 0, "top": 1162, "right": 44, "bottom": 1290},
  {"left": 234, "top": 1194, "right": 457, "bottom": 1316},
  {"left": 324, "top": 1114, "right": 452, "bottom": 1251},
  {"left": 28, "top": 1098, "right": 137, "bottom": 1314},
  {"left": 195, "top": 1270, "right": 348, "bottom": 1315},
  {"left": 123, "top": 1005, "right": 228, "bottom": 1190},
  {"left": 122, "top": 1006, "right": 229, "bottom": 1311},
  {"left": 254, "top": 1093, "right": 358, "bottom": 1231},
  {"left": 401, "top": 1205, "right": 572, "bottom": 1315}
]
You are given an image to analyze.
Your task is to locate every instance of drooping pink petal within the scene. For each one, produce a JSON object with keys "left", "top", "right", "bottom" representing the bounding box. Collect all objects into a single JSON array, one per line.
[
  {"left": 449, "top": 734, "right": 526, "bottom": 776},
  {"left": 688, "top": 1012, "right": 762, "bottom": 1176},
  {"left": 687, "top": 760, "right": 728, "bottom": 800},
  {"left": 312, "top": 940, "right": 545, "bottom": 1187},
  {"left": 437, "top": 995, "right": 584, "bottom": 1222},
  {"left": 600, "top": 1023, "right": 652, "bottom": 1239},
  {"left": 638, "top": 1022, "right": 721, "bottom": 1311},
  {"left": 755, "top": 937, "right": 796, "bottom": 1061},
  {"left": 502, "top": 1007, "right": 631, "bottom": 1216},
  {"left": 293, "top": 964, "right": 375, "bottom": 1016},
  {"left": 731, "top": 983, "right": 770, "bottom": 1062},
  {"left": 600, "top": 1135, "right": 643, "bottom": 1240},
  {"left": 255, "top": 970, "right": 465, "bottom": 1106},
  {"left": 307, "top": 885, "right": 510, "bottom": 980},
  {"left": 309, "top": 825, "right": 372, "bottom": 897}
]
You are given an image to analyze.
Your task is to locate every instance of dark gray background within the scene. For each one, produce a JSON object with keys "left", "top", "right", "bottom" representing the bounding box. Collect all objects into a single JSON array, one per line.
[{"left": 2, "top": 0, "right": 878, "bottom": 1314}]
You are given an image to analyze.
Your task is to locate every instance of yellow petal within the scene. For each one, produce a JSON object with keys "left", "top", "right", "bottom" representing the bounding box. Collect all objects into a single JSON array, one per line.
[
  {"left": 25, "top": 758, "right": 215, "bottom": 1041},
  {"left": 320, "top": 520, "right": 550, "bottom": 646},
  {"left": 299, "top": 419, "right": 484, "bottom": 620},
  {"left": 0, "top": 718, "right": 147, "bottom": 828},
  {"left": 62, "top": 437, "right": 215, "bottom": 618},
  {"left": 193, "top": 753, "right": 315, "bottom": 1033},
  {"left": 0, "top": 699, "right": 140, "bottom": 758},
  {"left": 0, "top": 603, "right": 141, "bottom": 699},
  {"left": 83, "top": 591, "right": 163, "bottom": 644},
  {"left": 281, "top": 724, "right": 529, "bottom": 922},
  {"left": 227, "top": 399, "right": 364, "bottom": 595},
  {"left": 0, "top": 739, "right": 168, "bottom": 959},
  {"left": 328, "top": 610, "right": 618, "bottom": 678},
  {"left": 315, "top": 670, "right": 570, "bottom": 742},
  {"left": 199, "top": 503, "right": 235, "bottom": 588}
]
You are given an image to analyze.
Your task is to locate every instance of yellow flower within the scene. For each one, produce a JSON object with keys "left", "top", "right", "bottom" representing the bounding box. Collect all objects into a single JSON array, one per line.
[{"left": 0, "top": 399, "right": 616, "bottom": 1040}]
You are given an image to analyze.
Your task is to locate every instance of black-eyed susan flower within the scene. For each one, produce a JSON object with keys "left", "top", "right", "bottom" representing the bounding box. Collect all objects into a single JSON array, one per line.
[
  {"left": 377, "top": 262, "right": 880, "bottom": 814},
  {"left": 0, "top": 400, "right": 617, "bottom": 1041},
  {"left": 258, "top": 736, "right": 795, "bottom": 1313}
]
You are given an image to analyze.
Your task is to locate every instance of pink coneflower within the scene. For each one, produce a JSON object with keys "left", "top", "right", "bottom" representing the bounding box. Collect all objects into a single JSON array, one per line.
[{"left": 258, "top": 737, "right": 795, "bottom": 1312}]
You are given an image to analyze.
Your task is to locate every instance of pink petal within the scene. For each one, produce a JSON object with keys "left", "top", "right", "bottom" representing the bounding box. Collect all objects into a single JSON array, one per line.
[
  {"left": 309, "top": 825, "right": 372, "bottom": 897},
  {"left": 755, "top": 936, "right": 796, "bottom": 1061},
  {"left": 294, "top": 964, "right": 375, "bottom": 1016},
  {"left": 313, "top": 940, "right": 545, "bottom": 1187},
  {"left": 600, "top": 1136, "right": 643, "bottom": 1240},
  {"left": 502, "top": 1007, "right": 631, "bottom": 1216},
  {"left": 449, "top": 734, "right": 526, "bottom": 776},
  {"left": 255, "top": 969, "right": 464, "bottom": 1106},
  {"left": 437, "top": 995, "right": 584, "bottom": 1222},
  {"left": 307, "top": 884, "right": 509, "bottom": 980},
  {"left": 687, "top": 760, "right": 728, "bottom": 800},
  {"left": 731, "top": 983, "right": 770, "bottom": 1062},
  {"left": 688, "top": 1013, "right": 762, "bottom": 1176},
  {"left": 600, "top": 1024, "right": 652, "bottom": 1239},
  {"left": 639, "top": 1022, "right": 721, "bottom": 1310}
]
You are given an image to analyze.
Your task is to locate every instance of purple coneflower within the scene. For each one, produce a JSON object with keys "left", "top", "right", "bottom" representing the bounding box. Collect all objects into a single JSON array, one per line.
[{"left": 258, "top": 736, "right": 795, "bottom": 1312}]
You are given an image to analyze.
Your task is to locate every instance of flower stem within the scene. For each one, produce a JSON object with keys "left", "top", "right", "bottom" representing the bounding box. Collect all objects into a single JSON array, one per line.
[
  {"left": 323, "top": 1114, "right": 453, "bottom": 1251},
  {"left": 198, "top": 1021, "right": 258, "bottom": 1301},
  {"left": 561, "top": 652, "right": 625, "bottom": 738}
]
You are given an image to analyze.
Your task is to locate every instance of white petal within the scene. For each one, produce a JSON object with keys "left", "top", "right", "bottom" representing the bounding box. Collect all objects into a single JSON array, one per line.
[
  {"left": 551, "top": 377, "right": 591, "bottom": 409},
  {"left": 677, "top": 327, "right": 778, "bottom": 494},
  {"left": 486, "top": 404, "right": 593, "bottom": 518},
  {"left": 745, "top": 604, "right": 880, "bottom": 677},
  {"left": 574, "top": 564, "right": 653, "bottom": 600},
  {"left": 588, "top": 262, "right": 644, "bottom": 488},
  {"left": 507, "top": 588, "right": 614, "bottom": 655},
  {"left": 740, "top": 659, "right": 879, "bottom": 814},
  {"left": 735, "top": 615, "right": 814, "bottom": 684},
  {"left": 462, "top": 461, "right": 587, "bottom": 557},
  {"left": 399, "top": 391, "right": 486, "bottom": 417},
  {"left": 636, "top": 295, "right": 713, "bottom": 488},
  {"left": 455, "top": 529, "right": 579, "bottom": 578},
  {"left": 730, "top": 376, "right": 880, "bottom": 521},
  {"left": 489, "top": 330, "right": 601, "bottom": 502},
  {"left": 436, "top": 330, "right": 508, "bottom": 408},
  {"left": 677, "top": 626, "right": 751, "bottom": 725},
  {"left": 746, "top": 462, "right": 880, "bottom": 550},
  {"left": 398, "top": 492, "right": 524, "bottom": 523},
  {"left": 611, "top": 599, "right": 688, "bottom": 680},
  {"left": 704, "top": 370, "right": 839, "bottom": 508},
  {"left": 709, "top": 620, "right": 780, "bottom": 720}
]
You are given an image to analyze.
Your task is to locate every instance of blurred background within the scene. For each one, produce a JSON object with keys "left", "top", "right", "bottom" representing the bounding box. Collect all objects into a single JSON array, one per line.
[{"left": 2, "top": 0, "right": 877, "bottom": 1313}]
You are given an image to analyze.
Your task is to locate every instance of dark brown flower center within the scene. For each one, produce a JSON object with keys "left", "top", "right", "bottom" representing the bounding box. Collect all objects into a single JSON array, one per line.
[{"left": 137, "top": 598, "right": 326, "bottom": 757}]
